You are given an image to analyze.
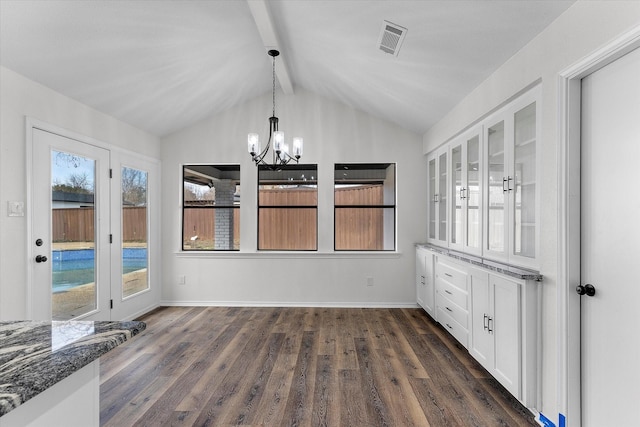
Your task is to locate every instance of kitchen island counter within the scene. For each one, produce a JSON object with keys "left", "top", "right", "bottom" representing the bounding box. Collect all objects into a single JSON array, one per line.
[{"left": 0, "top": 320, "right": 145, "bottom": 424}]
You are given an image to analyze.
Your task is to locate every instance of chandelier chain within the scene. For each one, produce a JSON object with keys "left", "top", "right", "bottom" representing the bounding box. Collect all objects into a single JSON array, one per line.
[{"left": 272, "top": 54, "right": 276, "bottom": 117}]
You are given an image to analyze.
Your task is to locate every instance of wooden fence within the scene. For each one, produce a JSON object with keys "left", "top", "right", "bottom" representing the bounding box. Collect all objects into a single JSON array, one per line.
[
  {"left": 52, "top": 207, "right": 147, "bottom": 243},
  {"left": 55, "top": 186, "right": 386, "bottom": 249}
]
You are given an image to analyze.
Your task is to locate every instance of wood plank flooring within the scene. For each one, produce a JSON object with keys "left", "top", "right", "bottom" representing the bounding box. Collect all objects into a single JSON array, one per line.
[{"left": 100, "top": 307, "right": 537, "bottom": 426}]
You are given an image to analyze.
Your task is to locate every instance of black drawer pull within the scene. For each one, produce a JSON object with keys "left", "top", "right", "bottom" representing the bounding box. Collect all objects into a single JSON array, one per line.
[
  {"left": 445, "top": 273, "right": 453, "bottom": 278},
  {"left": 445, "top": 323, "right": 453, "bottom": 330},
  {"left": 446, "top": 306, "right": 453, "bottom": 312},
  {"left": 445, "top": 290, "right": 453, "bottom": 295}
]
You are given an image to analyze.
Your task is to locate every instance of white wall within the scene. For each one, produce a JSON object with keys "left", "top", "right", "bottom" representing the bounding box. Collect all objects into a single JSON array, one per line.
[
  {"left": 161, "top": 88, "right": 426, "bottom": 306},
  {"left": 0, "top": 66, "right": 160, "bottom": 319},
  {"left": 422, "top": 1, "right": 640, "bottom": 420}
]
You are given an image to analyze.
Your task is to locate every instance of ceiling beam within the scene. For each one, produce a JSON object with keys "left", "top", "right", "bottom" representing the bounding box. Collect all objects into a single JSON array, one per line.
[{"left": 247, "top": 0, "right": 294, "bottom": 95}]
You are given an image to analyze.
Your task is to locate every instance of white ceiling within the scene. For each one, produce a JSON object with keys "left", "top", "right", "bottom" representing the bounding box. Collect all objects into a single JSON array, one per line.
[{"left": 0, "top": 0, "right": 575, "bottom": 137}]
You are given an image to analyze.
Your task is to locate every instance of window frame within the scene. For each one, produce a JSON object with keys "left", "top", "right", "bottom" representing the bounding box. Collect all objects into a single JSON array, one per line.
[
  {"left": 257, "top": 164, "right": 318, "bottom": 251},
  {"left": 334, "top": 163, "right": 396, "bottom": 251},
  {"left": 182, "top": 164, "right": 240, "bottom": 252}
]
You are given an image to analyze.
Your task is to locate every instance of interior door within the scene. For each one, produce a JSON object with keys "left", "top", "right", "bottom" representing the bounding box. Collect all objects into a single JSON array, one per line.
[
  {"left": 580, "top": 46, "right": 640, "bottom": 426},
  {"left": 31, "top": 128, "right": 111, "bottom": 320}
]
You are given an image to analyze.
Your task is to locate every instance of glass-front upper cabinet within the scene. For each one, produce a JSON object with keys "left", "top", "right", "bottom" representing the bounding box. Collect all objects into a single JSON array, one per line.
[
  {"left": 427, "top": 146, "right": 448, "bottom": 245},
  {"left": 486, "top": 120, "right": 506, "bottom": 255},
  {"left": 483, "top": 85, "right": 540, "bottom": 268},
  {"left": 449, "top": 126, "right": 483, "bottom": 255}
]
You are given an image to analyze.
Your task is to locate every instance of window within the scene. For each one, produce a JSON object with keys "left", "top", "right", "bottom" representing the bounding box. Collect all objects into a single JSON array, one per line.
[
  {"left": 258, "top": 164, "right": 317, "bottom": 250},
  {"left": 182, "top": 165, "right": 240, "bottom": 251},
  {"left": 334, "top": 163, "right": 396, "bottom": 251},
  {"left": 122, "top": 166, "right": 149, "bottom": 297}
]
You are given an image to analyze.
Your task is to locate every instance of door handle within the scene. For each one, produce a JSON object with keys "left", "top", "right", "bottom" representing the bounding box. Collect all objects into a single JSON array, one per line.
[
  {"left": 503, "top": 177, "right": 508, "bottom": 192},
  {"left": 508, "top": 176, "right": 514, "bottom": 191},
  {"left": 35, "top": 255, "right": 48, "bottom": 263},
  {"left": 576, "top": 284, "right": 596, "bottom": 297}
]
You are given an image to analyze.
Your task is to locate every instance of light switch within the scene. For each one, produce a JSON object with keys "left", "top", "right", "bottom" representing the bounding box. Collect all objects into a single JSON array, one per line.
[{"left": 7, "top": 201, "right": 24, "bottom": 217}]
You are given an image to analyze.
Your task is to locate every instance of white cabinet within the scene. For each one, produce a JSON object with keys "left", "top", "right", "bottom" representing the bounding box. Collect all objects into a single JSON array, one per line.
[
  {"left": 427, "top": 146, "right": 448, "bottom": 245},
  {"left": 415, "top": 247, "right": 435, "bottom": 317},
  {"left": 416, "top": 249, "right": 540, "bottom": 409},
  {"left": 484, "top": 86, "right": 540, "bottom": 268},
  {"left": 469, "top": 271, "right": 520, "bottom": 398},
  {"left": 435, "top": 257, "right": 469, "bottom": 348},
  {"left": 426, "top": 85, "right": 540, "bottom": 269},
  {"left": 469, "top": 268, "right": 539, "bottom": 407},
  {"left": 449, "top": 126, "right": 483, "bottom": 255}
]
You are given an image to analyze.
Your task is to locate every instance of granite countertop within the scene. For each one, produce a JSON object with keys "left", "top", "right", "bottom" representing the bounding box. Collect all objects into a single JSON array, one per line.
[
  {"left": 0, "top": 320, "right": 146, "bottom": 417},
  {"left": 417, "top": 243, "right": 543, "bottom": 281}
]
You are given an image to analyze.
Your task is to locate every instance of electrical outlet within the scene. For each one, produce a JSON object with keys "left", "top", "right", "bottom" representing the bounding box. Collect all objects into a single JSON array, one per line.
[
  {"left": 178, "top": 275, "right": 186, "bottom": 285},
  {"left": 366, "top": 277, "right": 374, "bottom": 287}
]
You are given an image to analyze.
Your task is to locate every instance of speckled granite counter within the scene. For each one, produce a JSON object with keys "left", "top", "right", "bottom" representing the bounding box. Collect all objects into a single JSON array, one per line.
[
  {"left": 417, "top": 243, "right": 543, "bottom": 281},
  {"left": 0, "top": 320, "right": 145, "bottom": 418}
]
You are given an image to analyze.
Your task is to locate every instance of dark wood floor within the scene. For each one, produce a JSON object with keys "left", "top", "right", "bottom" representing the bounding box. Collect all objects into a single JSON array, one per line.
[{"left": 99, "top": 306, "right": 537, "bottom": 426}]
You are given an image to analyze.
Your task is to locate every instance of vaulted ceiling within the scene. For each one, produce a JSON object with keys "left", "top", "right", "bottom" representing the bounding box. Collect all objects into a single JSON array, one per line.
[{"left": 0, "top": 0, "right": 575, "bottom": 137}]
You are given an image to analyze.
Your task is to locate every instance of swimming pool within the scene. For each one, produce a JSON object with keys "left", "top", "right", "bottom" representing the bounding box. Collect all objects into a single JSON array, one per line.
[{"left": 52, "top": 248, "right": 147, "bottom": 292}]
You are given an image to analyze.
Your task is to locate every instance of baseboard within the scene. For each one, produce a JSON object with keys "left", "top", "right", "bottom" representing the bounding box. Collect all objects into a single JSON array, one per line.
[
  {"left": 121, "top": 303, "right": 161, "bottom": 321},
  {"left": 160, "top": 300, "right": 419, "bottom": 309}
]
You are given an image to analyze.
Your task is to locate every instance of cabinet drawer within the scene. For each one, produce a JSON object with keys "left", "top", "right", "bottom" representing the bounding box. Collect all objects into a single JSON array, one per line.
[
  {"left": 436, "top": 292, "right": 468, "bottom": 328},
  {"left": 437, "top": 307, "right": 468, "bottom": 348},
  {"left": 436, "top": 260, "right": 468, "bottom": 291},
  {"left": 436, "top": 277, "right": 468, "bottom": 310}
]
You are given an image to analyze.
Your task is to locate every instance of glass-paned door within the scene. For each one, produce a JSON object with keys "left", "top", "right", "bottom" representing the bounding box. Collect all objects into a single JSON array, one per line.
[
  {"left": 513, "top": 102, "right": 536, "bottom": 258},
  {"left": 121, "top": 167, "right": 149, "bottom": 298},
  {"left": 487, "top": 121, "right": 505, "bottom": 254},
  {"left": 428, "top": 157, "right": 436, "bottom": 240},
  {"left": 50, "top": 150, "right": 98, "bottom": 318},
  {"left": 451, "top": 145, "right": 463, "bottom": 245},
  {"left": 110, "top": 153, "right": 159, "bottom": 320},
  {"left": 32, "top": 128, "right": 111, "bottom": 320},
  {"left": 466, "top": 135, "right": 481, "bottom": 249},
  {"left": 438, "top": 150, "right": 447, "bottom": 243}
]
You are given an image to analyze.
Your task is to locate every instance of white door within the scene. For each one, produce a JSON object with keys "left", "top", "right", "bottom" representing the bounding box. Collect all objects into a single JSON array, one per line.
[
  {"left": 31, "top": 128, "right": 111, "bottom": 320},
  {"left": 109, "top": 152, "right": 160, "bottom": 320},
  {"left": 580, "top": 46, "right": 640, "bottom": 426}
]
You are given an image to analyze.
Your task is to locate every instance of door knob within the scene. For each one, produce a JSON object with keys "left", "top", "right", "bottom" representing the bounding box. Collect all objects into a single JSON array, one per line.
[
  {"left": 576, "top": 284, "right": 596, "bottom": 297},
  {"left": 35, "top": 255, "right": 48, "bottom": 263}
]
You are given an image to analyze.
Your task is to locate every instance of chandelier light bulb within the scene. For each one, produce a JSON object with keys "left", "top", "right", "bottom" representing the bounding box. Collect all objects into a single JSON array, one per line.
[
  {"left": 248, "top": 133, "right": 260, "bottom": 155},
  {"left": 274, "top": 131, "right": 284, "bottom": 152},
  {"left": 293, "top": 137, "right": 303, "bottom": 158}
]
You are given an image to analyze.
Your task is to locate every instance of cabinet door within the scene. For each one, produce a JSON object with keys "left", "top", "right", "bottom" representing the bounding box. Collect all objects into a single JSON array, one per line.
[
  {"left": 423, "top": 252, "right": 435, "bottom": 316},
  {"left": 427, "top": 148, "right": 448, "bottom": 245},
  {"left": 492, "top": 275, "right": 521, "bottom": 398},
  {"left": 469, "top": 270, "right": 492, "bottom": 370},
  {"left": 511, "top": 99, "right": 538, "bottom": 263},
  {"left": 437, "top": 149, "right": 448, "bottom": 244},
  {"left": 416, "top": 248, "right": 435, "bottom": 317},
  {"left": 465, "top": 133, "right": 482, "bottom": 252},
  {"left": 416, "top": 249, "right": 427, "bottom": 308},
  {"left": 486, "top": 118, "right": 507, "bottom": 259},
  {"left": 428, "top": 156, "right": 437, "bottom": 241},
  {"left": 450, "top": 143, "right": 464, "bottom": 248}
]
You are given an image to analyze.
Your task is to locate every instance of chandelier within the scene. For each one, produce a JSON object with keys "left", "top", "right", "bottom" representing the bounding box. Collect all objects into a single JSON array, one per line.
[{"left": 248, "top": 50, "right": 303, "bottom": 170}]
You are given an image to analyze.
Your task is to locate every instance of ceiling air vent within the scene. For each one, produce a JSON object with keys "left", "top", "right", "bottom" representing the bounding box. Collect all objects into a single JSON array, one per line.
[{"left": 378, "top": 20, "right": 407, "bottom": 57}]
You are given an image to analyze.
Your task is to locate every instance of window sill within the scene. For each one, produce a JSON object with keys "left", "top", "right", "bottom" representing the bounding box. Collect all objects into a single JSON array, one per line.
[{"left": 175, "top": 251, "right": 402, "bottom": 259}]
